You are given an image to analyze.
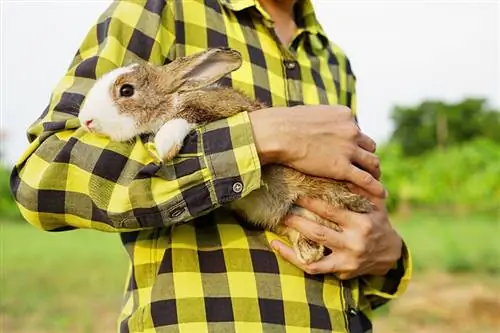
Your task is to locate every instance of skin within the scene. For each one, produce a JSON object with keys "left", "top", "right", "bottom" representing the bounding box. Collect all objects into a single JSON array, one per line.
[{"left": 249, "top": 0, "right": 403, "bottom": 279}]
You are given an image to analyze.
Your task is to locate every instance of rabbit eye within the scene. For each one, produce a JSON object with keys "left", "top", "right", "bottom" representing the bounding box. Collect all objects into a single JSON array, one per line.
[{"left": 119, "top": 84, "right": 135, "bottom": 97}]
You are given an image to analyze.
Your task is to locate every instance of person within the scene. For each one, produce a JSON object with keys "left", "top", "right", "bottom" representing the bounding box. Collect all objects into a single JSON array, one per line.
[{"left": 10, "top": 0, "right": 411, "bottom": 332}]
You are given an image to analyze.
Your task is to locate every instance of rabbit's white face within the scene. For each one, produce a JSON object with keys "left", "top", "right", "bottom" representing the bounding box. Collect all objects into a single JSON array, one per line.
[{"left": 79, "top": 65, "right": 140, "bottom": 141}]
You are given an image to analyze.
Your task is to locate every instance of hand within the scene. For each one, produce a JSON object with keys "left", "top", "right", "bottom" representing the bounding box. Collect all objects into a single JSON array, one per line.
[
  {"left": 270, "top": 187, "right": 403, "bottom": 280},
  {"left": 249, "top": 105, "right": 385, "bottom": 198}
]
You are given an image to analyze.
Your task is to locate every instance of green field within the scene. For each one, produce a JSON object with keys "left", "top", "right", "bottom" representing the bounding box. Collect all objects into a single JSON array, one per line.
[
  {"left": 1, "top": 223, "right": 128, "bottom": 333},
  {"left": 1, "top": 212, "right": 499, "bottom": 333}
]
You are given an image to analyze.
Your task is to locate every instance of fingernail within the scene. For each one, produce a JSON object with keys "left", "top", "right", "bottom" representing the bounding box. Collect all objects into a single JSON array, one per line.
[{"left": 270, "top": 240, "right": 280, "bottom": 251}]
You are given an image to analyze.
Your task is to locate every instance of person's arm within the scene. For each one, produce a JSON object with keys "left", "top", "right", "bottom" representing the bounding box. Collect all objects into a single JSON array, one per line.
[{"left": 10, "top": 0, "right": 263, "bottom": 232}]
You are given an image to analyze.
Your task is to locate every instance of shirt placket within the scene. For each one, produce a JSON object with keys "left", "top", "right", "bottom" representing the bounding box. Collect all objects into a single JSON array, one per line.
[{"left": 260, "top": 17, "right": 305, "bottom": 106}]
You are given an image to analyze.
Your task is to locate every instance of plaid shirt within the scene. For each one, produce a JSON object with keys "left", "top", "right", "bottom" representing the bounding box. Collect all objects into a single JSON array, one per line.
[{"left": 11, "top": 0, "right": 412, "bottom": 332}]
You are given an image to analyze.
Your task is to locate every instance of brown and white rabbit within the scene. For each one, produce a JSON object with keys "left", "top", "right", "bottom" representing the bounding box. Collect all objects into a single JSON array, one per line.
[{"left": 78, "top": 48, "right": 372, "bottom": 264}]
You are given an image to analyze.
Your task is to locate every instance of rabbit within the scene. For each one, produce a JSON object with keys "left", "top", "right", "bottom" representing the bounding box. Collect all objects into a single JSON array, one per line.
[{"left": 78, "top": 48, "right": 373, "bottom": 264}]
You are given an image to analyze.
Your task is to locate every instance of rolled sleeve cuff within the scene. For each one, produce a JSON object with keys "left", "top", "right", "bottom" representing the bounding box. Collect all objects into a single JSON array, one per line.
[
  {"left": 200, "top": 111, "right": 262, "bottom": 205},
  {"left": 361, "top": 241, "right": 413, "bottom": 309}
]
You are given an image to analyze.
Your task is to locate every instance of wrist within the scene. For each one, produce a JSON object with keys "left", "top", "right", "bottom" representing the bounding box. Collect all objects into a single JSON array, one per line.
[
  {"left": 373, "top": 231, "right": 403, "bottom": 276},
  {"left": 391, "top": 232, "right": 404, "bottom": 263},
  {"left": 248, "top": 108, "right": 289, "bottom": 165}
]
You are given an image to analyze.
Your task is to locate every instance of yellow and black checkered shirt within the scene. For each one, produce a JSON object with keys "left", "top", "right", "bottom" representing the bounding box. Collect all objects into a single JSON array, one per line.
[{"left": 11, "top": 1, "right": 411, "bottom": 332}]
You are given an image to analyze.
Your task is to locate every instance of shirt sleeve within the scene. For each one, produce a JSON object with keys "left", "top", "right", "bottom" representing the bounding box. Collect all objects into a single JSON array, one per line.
[
  {"left": 10, "top": 0, "right": 262, "bottom": 233},
  {"left": 360, "top": 243, "right": 413, "bottom": 311},
  {"left": 342, "top": 54, "right": 413, "bottom": 310}
]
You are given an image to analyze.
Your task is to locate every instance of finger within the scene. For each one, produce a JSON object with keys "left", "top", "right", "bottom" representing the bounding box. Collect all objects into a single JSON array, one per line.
[
  {"left": 305, "top": 254, "right": 361, "bottom": 279},
  {"left": 304, "top": 254, "right": 340, "bottom": 275},
  {"left": 270, "top": 240, "right": 309, "bottom": 270},
  {"left": 302, "top": 253, "right": 346, "bottom": 276},
  {"left": 356, "top": 132, "right": 377, "bottom": 153},
  {"left": 346, "top": 183, "right": 387, "bottom": 210},
  {"left": 345, "top": 166, "right": 386, "bottom": 199},
  {"left": 284, "top": 214, "right": 346, "bottom": 250},
  {"left": 294, "top": 197, "right": 353, "bottom": 227},
  {"left": 272, "top": 239, "right": 361, "bottom": 278},
  {"left": 352, "top": 148, "right": 381, "bottom": 180}
]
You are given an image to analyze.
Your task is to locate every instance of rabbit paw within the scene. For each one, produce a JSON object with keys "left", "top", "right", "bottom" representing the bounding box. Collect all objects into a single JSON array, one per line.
[
  {"left": 162, "top": 143, "right": 182, "bottom": 161},
  {"left": 294, "top": 234, "right": 325, "bottom": 265},
  {"left": 154, "top": 119, "right": 194, "bottom": 161}
]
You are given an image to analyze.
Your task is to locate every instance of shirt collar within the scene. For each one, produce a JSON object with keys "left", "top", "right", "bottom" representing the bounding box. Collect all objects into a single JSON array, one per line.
[
  {"left": 219, "top": 0, "right": 256, "bottom": 12},
  {"left": 220, "top": 0, "right": 329, "bottom": 48}
]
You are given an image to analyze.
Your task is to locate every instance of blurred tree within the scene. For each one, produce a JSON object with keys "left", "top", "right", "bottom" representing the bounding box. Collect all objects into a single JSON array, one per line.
[{"left": 390, "top": 98, "right": 500, "bottom": 156}]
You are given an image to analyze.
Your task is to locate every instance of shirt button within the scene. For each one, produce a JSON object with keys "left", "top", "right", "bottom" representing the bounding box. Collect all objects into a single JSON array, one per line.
[
  {"left": 232, "top": 182, "right": 243, "bottom": 193},
  {"left": 285, "top": 61, "right": 297, "bottom": 70}
]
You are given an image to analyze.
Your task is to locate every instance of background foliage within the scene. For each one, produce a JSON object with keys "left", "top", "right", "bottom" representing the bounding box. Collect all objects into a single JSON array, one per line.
[{"left": 379, "top": 98, "right": 500, "bottom": 214}]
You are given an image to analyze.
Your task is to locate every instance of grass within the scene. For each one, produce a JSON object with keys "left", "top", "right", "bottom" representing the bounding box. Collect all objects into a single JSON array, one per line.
[
  {"left": 392, "top": 211, "right": 500, "bottom": 274},
  {"left": 0, "top": 223, "right": 128, "bottom": 333},
  {"left": 1, "top": 210, "right": 499, "bottom": 332}
]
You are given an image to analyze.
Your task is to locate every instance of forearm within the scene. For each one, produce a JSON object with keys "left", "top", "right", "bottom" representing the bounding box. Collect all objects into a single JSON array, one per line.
[
  {"left": 248, "top": 107, "right": 290, "bottom": 165},
  {"left": 10, "top": 0, "right": 268, "bottom": 233}
]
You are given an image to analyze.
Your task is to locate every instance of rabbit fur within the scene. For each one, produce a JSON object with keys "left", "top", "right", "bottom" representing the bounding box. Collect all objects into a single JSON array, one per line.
[{"left": 79, "top": 48, "right": 372, "bottom": 264}]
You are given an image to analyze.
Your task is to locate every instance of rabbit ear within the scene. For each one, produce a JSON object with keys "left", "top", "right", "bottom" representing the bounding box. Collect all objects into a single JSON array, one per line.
[{"left": 166, "top": 48, "right": 243, "bottom": 92}]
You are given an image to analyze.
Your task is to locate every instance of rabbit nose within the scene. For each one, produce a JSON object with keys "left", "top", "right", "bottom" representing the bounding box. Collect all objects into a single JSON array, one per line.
[{"left": 84, "top": 119, "right": 94, "bottom": 131}]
